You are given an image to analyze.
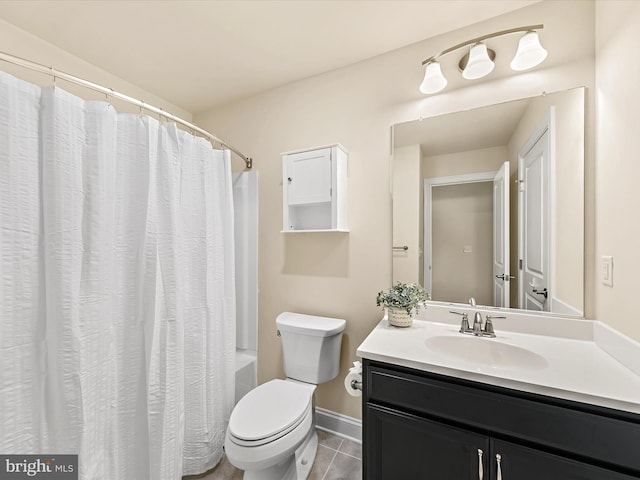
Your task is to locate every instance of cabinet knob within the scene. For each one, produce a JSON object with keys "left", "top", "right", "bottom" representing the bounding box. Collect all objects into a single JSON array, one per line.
[{"left": 287, "top": 177, "right": 292, "bottom": 183}]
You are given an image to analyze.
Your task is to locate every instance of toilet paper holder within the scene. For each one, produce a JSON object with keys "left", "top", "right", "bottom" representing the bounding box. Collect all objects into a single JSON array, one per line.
[{"left": 345, "top": 361, "right": 363, "bottom": 397}]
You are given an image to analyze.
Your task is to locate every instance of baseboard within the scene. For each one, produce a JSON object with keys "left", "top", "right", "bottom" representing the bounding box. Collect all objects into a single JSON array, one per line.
[{"left": 315, "top": 407, "right": 362, "bottom": 443}]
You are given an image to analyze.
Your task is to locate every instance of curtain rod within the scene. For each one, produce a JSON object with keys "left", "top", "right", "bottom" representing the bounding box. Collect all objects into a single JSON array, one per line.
[{"left": 0, "top": 51, "right": 253, "bottom": 169}]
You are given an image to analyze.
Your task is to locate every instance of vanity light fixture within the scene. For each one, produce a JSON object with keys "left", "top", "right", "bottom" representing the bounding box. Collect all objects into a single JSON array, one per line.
[{"left": 420, "top": 25, "right": 547, "bottom": 95}]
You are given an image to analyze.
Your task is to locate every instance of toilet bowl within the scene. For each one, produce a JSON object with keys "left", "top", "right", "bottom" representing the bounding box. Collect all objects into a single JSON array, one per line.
[
  {"left": 224, "top": 312, "right": 346, "bottom": 480},
  {"left": 225, "top": 379, "right": 317, "bottom": 480}
]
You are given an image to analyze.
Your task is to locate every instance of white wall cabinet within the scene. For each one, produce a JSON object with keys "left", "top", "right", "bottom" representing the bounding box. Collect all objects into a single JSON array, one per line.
[{"left": 282, "top": 144, "right": 348, "bottom": 232}]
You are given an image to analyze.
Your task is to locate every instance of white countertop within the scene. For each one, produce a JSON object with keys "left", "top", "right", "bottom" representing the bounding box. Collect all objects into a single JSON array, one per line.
[{"left": 357, "top": 309, "right": 640, "bottom": 415}]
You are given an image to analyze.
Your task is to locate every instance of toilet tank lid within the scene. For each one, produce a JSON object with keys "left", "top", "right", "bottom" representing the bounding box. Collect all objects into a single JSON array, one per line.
[{"left": 276, "top": 312, "right": 346, "bottom": 337}]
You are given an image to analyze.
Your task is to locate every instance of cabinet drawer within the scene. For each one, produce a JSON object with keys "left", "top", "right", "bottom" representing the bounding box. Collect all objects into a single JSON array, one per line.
[{"left": 366, "top": 362, "right": 640, "bottom": 474}]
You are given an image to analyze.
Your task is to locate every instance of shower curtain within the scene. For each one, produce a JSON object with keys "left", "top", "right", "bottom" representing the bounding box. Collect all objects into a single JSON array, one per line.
[{"left": 0, "top": 71, "right": 236, "bottom": 479}]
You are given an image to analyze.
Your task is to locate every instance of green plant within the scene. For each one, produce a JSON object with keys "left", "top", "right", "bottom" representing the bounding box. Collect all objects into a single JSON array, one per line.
[{"left": 376, "top": 282, "right": 430, "bottom": 315}]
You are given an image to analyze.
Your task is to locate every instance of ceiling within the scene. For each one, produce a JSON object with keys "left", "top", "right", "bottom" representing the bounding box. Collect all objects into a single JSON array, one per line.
[
  {"left": 394, "top": 98, "right": 531, "bottom": 155},
  {"left": 0, "top": 0, "right": 539, "bottom": 114}
]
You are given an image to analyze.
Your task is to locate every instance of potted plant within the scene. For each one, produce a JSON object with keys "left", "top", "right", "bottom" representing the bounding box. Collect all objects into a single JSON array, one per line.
[{"left": 376, "top": 282, "right": 430, "bottom": 327}]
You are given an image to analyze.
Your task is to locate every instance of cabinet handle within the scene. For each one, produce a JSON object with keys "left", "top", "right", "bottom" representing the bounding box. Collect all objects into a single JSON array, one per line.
[
  {"left": 477, "top": 449, "right": 484, "bottom": 480},
  {"left": 496, "top": 454, "right": 503, "bottom": 480}
]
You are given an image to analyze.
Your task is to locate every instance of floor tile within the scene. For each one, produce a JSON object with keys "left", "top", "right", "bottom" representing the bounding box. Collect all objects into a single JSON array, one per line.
[
  {"left": 323, "top": 451, "right": 362, "bottom": 480},
  {"left": 338, "top": 439, "right": 362, "bottom": 459},
  {"left": 317, "top": 428, "right": 344, "bottom": 450},
  {"left": 309, "top": 444, "right": 338, "bottom": 480}
]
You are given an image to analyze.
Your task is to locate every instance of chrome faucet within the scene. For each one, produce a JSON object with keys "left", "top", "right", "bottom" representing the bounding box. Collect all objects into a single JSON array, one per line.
[
  {"left": 449, "top": 297, "right": 503, "bottom": 338},
  {"left": 472, "top": 311, "right": 484, "bottom": 335}
]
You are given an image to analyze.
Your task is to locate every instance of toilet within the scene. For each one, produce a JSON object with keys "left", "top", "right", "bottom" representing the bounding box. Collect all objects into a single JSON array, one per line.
[{"left": 224, "top": 312, "right": 346, "bottom": 480}]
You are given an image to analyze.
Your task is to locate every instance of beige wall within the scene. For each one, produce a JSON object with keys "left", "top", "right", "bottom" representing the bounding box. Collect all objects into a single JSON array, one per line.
[
  {"left": 423, "top": 146, "right": 507, "bottom": 178},
  {"left": 196, "top": 1, "right": 597, "bottom": 419},
  {"left": 197, "top": 60, "right": 395, "bottom": 420},
  {"left": 594, "top": 1, "right": 640, "bottom": 340},
  {"left": 392, "top": 145, "right": 421, "bottom": 285}
]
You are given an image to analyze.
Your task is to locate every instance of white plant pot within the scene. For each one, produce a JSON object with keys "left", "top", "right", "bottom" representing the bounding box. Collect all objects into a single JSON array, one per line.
[{"left": 388, "top": 307, "right": 413, "bottom": 328}]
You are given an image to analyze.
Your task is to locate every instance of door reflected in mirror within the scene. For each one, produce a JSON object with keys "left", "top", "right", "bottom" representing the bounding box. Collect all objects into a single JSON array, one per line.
[{"left": 392, "top": 87, "right": 584, "bottom": 316}]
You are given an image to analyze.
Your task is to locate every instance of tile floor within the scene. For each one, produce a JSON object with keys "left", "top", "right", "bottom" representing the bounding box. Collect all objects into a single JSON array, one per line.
[{"left": 185, "top": 428, "right": 362, "bottom": 480}]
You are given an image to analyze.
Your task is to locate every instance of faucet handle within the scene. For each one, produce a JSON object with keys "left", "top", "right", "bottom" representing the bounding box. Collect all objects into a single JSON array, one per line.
[
  {"left": 483, "top": 315, "right": 505, "bottom": 337},
  {"left": 460, "top": 315, "right": 470, "bottom": 333},
  {"left": 469, "top": 297, "right": 477, "bottom": 307},
  {"left": 483, "top": 318, "right": 496, "bottom": 337},
  {"left": 450, "top": 310, "right": 470, "bottom": 333}
]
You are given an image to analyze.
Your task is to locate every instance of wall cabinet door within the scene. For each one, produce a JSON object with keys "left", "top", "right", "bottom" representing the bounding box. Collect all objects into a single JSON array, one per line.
[
  {"left": 285, "top": 147, "right": 332, "bottom": 206},
  {"left": 490, "top": 439, "right": 639, "bottom": 480},
  {"left": 366, "top": 404, "right": 488, "bottom": 480}
]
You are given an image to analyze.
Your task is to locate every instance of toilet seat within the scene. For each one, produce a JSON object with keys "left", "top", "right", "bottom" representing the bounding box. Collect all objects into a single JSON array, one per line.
[{"left": 228, "top": 379, "right": 312, "bottom": 447}]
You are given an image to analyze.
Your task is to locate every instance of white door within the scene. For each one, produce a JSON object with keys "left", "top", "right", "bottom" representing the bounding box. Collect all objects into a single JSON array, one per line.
[
  {"left": 492, "top": 161, "right": 510, "bottom": 307},
  {"left": 519, "top": 128, "right": 551, "bottom": 311}
]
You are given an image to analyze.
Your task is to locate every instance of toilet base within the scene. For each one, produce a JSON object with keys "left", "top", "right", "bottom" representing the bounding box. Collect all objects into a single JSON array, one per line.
[
  {"left": 242, "top": 456, "right": 296, "bottom": 480},
  {"left": 295, "top": 428, "right": 318, "bottom": 479},
  {"left": 241, "top": 428, "right": 318, "bottom": 480}
]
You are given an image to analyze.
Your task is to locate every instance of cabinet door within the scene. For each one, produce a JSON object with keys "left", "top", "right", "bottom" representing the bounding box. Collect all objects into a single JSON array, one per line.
[
  {"left": 285, "top": 148, "right": 332, "bottom": 205},
  {"left": 366, "top": 404, "right": 489, "bottom": 480},
  {"left": 491, "top": 439, "right": 639, "bottom": 480}
]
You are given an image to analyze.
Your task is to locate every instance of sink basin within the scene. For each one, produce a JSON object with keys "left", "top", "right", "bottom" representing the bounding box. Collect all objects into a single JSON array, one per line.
[{"left": 424, "top": 335, "right": 548, "bottom": 371}]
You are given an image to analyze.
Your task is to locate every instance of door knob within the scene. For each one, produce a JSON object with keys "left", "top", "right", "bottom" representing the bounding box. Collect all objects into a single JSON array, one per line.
[
  {"left": 495, "top": 274, "right": 516, "bottom": 282},
  {"left": 532, "top": 286, "right": 548, "bottom": 298}
]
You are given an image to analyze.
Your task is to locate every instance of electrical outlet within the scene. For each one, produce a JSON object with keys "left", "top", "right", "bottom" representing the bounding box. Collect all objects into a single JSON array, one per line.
[
  {"left": 602, "top": 256, "right": 613, "bottom": 287},
  {"left": 463, "top": 245, "right": 472, "bottom": 253}
]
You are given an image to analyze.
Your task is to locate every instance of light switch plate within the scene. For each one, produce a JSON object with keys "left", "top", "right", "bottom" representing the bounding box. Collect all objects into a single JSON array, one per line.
[{"left": 602, "top": 256, "right": 613, "bottom": 287}]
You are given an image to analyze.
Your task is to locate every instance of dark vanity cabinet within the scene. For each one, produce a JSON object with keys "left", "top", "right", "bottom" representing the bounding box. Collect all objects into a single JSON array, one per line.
[{"left": 362, "top": 360, "right": 640, "bottom": 479}]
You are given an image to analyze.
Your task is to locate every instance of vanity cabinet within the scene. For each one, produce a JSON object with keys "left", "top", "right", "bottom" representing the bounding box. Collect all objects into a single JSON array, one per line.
[
  {"left": 362, "top": 360, "right": 640, "bottom": 480},
  {"left": 281, "top": 144, "right": 347, "bottom": 232}
]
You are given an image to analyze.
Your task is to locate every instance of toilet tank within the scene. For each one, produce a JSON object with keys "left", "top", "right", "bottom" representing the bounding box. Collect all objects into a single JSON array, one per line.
[{"left": 276, "top": 312, "right": 346, "bottom": 384}]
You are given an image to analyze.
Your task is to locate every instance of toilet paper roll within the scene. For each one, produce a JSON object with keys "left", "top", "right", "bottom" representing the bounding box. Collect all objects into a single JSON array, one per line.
[{"left": 344, "top": 371, "right": 362, "bottom": 397}]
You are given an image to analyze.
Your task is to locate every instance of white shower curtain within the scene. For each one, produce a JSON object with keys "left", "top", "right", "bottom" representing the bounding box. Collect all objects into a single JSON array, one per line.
[{"left": 0, "top": 71, "right": 236, "bottom": 479}]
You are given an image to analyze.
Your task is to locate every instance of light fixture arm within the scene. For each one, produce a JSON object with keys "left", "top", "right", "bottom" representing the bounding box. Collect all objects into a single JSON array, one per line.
[{"left": 421, "top": 24, "right": 544, "bottom": 65}]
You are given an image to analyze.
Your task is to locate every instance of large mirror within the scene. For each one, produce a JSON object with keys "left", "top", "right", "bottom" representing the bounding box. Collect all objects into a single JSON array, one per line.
[{"left": 392, "top": 87, "right": 585, "bottom": 316}]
